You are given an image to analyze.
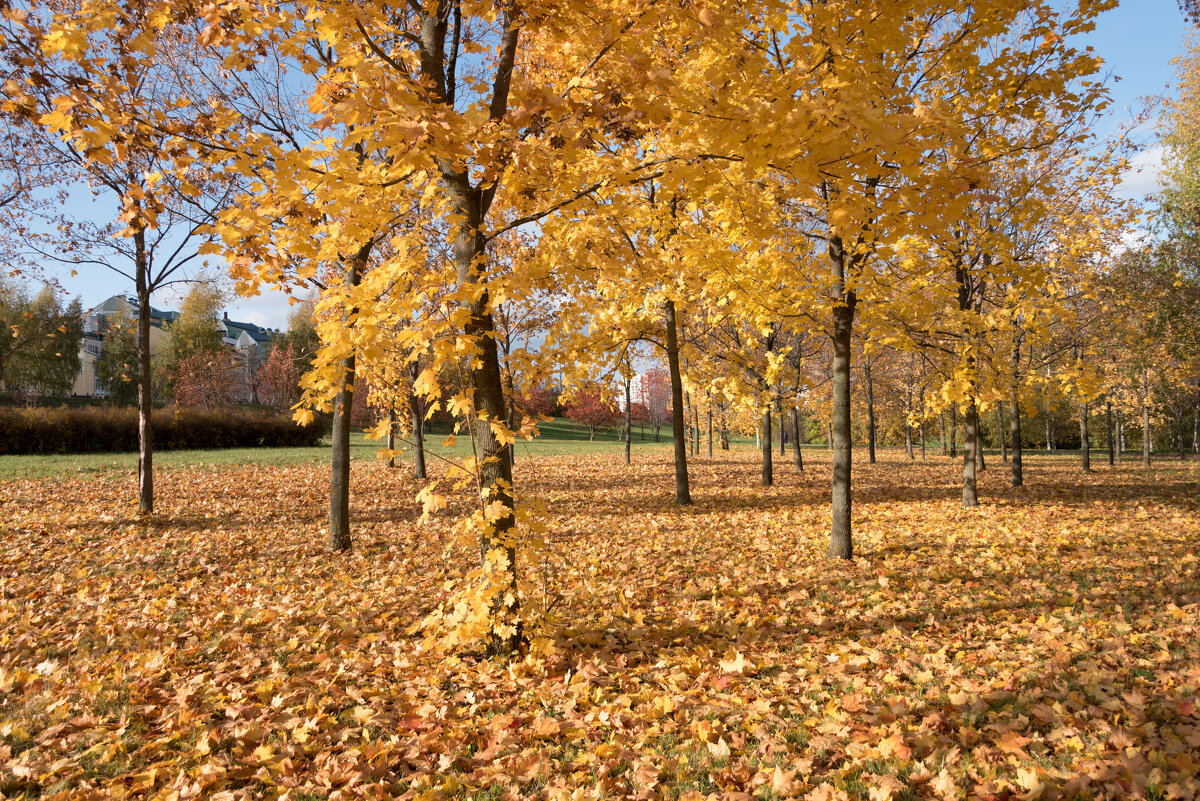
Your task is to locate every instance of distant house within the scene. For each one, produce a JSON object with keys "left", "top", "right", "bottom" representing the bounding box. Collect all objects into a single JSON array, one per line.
[
  {"left": 73, "top": 295, "right": 179, "bottom": 397},
  {"left": 73, "top": 295, "right": 279, "bottom": 400}
]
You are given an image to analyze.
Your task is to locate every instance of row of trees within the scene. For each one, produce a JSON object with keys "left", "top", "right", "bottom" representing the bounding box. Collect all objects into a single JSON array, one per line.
[{"left": 3, "top": 0, "right": 1193, "bottom": 655}]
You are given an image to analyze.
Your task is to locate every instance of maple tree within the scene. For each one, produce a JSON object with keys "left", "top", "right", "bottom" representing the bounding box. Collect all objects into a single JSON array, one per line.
[
  {"left": 6, "top": 0, "right": 1185, "bottom": 673},
  {"left": 1, "top": 10, "right": 236, "bottom": 513},
  {"left": 562, "top": 385, "right": 620, "bottom": 441}
]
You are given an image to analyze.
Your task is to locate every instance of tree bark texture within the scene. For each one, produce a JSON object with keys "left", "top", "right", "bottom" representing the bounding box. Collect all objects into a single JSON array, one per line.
[
  {"left": 865, "top": 351, "right": 876, "bottom": 464},
  {"left": 329, "top": 247, "right": 367, "bottom": 552},
  {"left": 829, "top": 236, "right": 855, "bottom": 560},
  {"left": 664, "top": 300, "right": 691, "bottom": 505},
  {"left": 762, "top": 407, "right": 773, "bottom": 486},
  {"left": 135, "top": 233, "right": 154, "bottom": 516},
  {"left": 962, "top": 398, "right": 979, "bottom": 508}
]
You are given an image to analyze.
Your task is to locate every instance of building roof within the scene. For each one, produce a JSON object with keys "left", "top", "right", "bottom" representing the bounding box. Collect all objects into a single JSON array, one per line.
[
  {"left": 90, "top": 295, "right": 276, "bottom": 344},
  {"left": 223, "top": 318, "right": 274, "bottom": 346}
]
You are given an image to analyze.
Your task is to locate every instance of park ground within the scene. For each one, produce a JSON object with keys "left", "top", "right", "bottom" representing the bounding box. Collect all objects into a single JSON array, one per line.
[{"left": 1, "top": 426, "right": 1198, "bottom": 800}]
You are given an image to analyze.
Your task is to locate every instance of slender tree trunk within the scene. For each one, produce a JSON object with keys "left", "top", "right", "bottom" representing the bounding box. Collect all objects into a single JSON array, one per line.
[
  {"left": 410, "top": 391, "right": 427, "bottom": 480},
  {"left": 135, "top": 238, "right": 154, "bottom": 516},
  {"left": 503, "top": 353, "right": 517, "bottom": 468},
  {"left": 905, "top": 382, "right": 914, "bottom": 460},
  {"left": 792, "top": 407, "right": 804, "bottom": 471},
  {"left": 329, "top": 248, "right": 367, "bottom": 552},
  {"left": 1080, "top": 400, "right": 1091, "bottom": 472},
  {"left": 1116, "top": 409, "right": 1124, "bottom": 465},
  {"left": 827, "top": 421, "right": 833, "bottom": 449},
  {"left": 1011, "top": 342, "right": 1023, "bottom": 487},
  {"left": 624, "top": 374, "right": 632, "bottom": 466},
  {"left": 1045, "top": 401, "right": 1053, "bottom": 452},
  {"left": 1192, "top": 405, "right": 1198, "bottom": 453},
  {"left": 684, "top": 392, "right": 692, "bottom": 455},
  {"left": 962, "top": 397, "right": 979, "bottom": 508},
  {"left": 998, "top": 404, "right": 1008, "bottom": 463},
  {"left": 762, "top": 407, "right": 773, "bottom": 486},
  {"left": 1010, "top": 396, "right": 1024, "bottom": 487},
  {"left": 919, "top": 381, "right": 927, "bottom": 461},
  {"left": 1143, "top": 403, "right": 1152, "bottom": 468},
  {"left": 777, "top": 392, "right": 785, "bottom": 457},
  {"left": 1179, "top": 413, "right": 1187, "bottom": 461},
  {"left": 694, "top": 404, "right": 701, "bottom": 457},
  {"left": 940, "top": 413, "right": 947, "bottom": 456},
  {"left": 1106, "top": 400, "right": 1115, "bottom": 466},
  {"left": 829, "top": 236, "right": 856, "bottom": 560},
  {"left": 707, "top": 409, "right": 713, "bottom": 458},
  {"left": 865, "top": 350, "right": 876, "bottom": 464},
  {"left": 664, "top": 300, "right": 691, "bottom": 505},
  {"left": 387, "top": 406, "right": 397, "bottom": 469},
  {"left": 950, "top": 407, "right": 958, "bottom": 458}
]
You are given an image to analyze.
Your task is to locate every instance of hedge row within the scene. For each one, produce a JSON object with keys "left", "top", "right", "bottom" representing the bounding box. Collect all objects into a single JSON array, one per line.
[{"left": 0, "top": 406, "right": 323, "bottom": 454}]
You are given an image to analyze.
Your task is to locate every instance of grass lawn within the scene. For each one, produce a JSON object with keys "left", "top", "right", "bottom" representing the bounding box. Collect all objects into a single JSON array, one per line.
[
  {"left": 0, "top": 418, "right": 693, "bottom": 480},
  {"left": 0, "top": 414, "right": 1180, "bottom": 480}
]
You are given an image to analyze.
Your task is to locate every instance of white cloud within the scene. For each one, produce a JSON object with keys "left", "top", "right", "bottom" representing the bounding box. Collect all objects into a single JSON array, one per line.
[{"left": 1118, "top": 144, "right": 1166, "bottom": 200}]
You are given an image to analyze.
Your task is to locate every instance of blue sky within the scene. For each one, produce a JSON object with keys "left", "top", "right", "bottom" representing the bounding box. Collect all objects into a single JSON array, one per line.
[{"left": 35, "top": 1, "right": 1197, "bottom": 329}]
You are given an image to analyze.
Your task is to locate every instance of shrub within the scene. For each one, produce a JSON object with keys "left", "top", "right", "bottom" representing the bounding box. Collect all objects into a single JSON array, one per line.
[{"left": 0, "top": 405, "right": 323, "bottom": 454}]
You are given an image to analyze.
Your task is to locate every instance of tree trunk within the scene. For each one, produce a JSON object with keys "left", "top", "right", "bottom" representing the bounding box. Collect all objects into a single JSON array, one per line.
[
  {"left": 664, "top": 300, "right": 691, "bottom": 505},
  {"left": 135, "top": 236, "right": 154, "bottom": 516},
  {"left": 998, "top": 404, "right": 1008, "bottom": 463},
  {"left": 792, "top": 407, "right": 804, "bottom": 471},
  {"left": 1143, "top": 404, "right": 1151, "bottom": 468},
  {"left": 1106, "top": 400, "right": 1115, "bottom": 466},
  {"left": 865, "top": 350, "right": 876, "bottom": 464},
  {"left": 504, "top": 352, "right": 517, "bottom": 468},
  {"left": 1080, "top": 400, "right": 1091, "bottom": 472},
  {"left": 624, "top": 374, "right": 632, "bottom": 465},
  {"left": 950, "top": 407, "right": 958, "bottom": 458},
  {"left": 827, "top": 421, "right": 833, "bottom": 450},
  {"left": 411, "top": 391, "right": 427, "bottom": 479},
  {"left": 707, "top": 409, "right": 713, "bottom": 458},
  {"left": 387, "top": 406, "right": 397, "bottom": 469},
  {"left": 962, "top": 397, "right": 979, "bottom": 508},
  {"left": 1045, "top": 401, "right": 1053, "bottom": 452},
  {"left": 1179, "top": 413, "right": 1187, "bottom": 461},
  {"left": 940, "top": 413, "right": 947, "bottom": 456},
  {"left": 777, "top": 393, "right": 785, "bottom": 458},
  {"left": 1116, "top": 409, "right": 1124, "bottom": 465},
  {"left": 720, "top": 417, "right": 729, "bottom": 450},
  {"left": 762, "top": 407, "right": 773, "bottom": 486},
  {"left": 329, "top": 248, "right": 366, "bottom": 552},
  {"left": 694, "top": 404, "right": 701, "bottom": 457},
  {"left": 1010, "top": 343, "right": 1023, "bottom": 487},
  {"left": 829, "top": 236, "right": 856, "bottom": 560},
  {"left": 918, "top": 381, "right": 927, "bottom": 460},
  {"left": 904, "top": 381, "right": 914, "bottom": 460},
  {"left": 446, "top": 179, "right": 521, "bottom": 655}
]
